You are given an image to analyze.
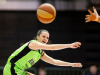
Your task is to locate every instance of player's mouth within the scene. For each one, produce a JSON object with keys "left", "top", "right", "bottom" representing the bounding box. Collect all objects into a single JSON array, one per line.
[{"left": 42, "top": 41, "right": 46, "bottom": 44}]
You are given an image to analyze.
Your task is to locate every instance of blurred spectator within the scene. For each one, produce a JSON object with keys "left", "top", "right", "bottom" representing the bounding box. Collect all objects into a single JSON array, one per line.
[
  {"left": 86, "top": 65, "right": 100, "bottom": 75},
  {"left": 38, "top": 67, "right": 47, "bottom": 75}
]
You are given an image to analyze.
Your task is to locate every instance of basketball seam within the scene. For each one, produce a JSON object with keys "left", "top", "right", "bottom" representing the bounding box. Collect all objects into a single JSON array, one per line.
[
  {"left": 38, "top": 9, "right": 56, "bottom": 17},
  {"left": 37, "top": 14, "right": 55, "bottom": 19}
]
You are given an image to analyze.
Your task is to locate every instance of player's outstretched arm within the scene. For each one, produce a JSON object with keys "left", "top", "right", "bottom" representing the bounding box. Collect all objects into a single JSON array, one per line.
[
  {"left": 85, "top": 7, "right": 100, "bottom": 23},
  {"left": 28, "top": 41, "right": 81, "bottom": 50},
  {"left": 41, "top": 52, "right": 82, "bottom": 67}
]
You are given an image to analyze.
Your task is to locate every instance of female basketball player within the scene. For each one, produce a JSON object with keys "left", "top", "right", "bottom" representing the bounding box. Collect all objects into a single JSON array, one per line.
[
  {"left": 3, "top": 29, "right": 82, "bottom": 75},
  {"left": 85, "top": 7, "right": 100, "bottom": 23}
]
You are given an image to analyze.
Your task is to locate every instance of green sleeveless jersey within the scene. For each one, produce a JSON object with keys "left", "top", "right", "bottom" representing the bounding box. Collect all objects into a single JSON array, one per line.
[{"left": 7, "top": 40, "right": 42, "bottom": 70}]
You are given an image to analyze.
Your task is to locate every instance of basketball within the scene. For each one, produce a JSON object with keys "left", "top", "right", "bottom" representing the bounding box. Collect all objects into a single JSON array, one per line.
[{"left": 37, "top": 3, "right": 56, "bottom": 24}]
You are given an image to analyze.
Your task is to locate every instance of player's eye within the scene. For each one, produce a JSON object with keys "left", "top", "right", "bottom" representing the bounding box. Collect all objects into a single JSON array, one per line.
[
  {"left": 47, "top": 37, "right": 49, "bottom": 39},
  {"left": 42, "top": 36, "right": 45, "bottom": 38}
]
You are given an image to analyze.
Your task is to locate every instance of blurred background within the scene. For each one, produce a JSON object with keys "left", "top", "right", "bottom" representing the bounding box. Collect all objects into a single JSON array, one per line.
[{"left": 0, "top": 0, "right": 100, "bottom": 75}]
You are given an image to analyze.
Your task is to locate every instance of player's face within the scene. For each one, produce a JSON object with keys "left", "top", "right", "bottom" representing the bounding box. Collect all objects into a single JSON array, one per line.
[{"left": 37, "top": 31, "right": 49, "bottom": 44}]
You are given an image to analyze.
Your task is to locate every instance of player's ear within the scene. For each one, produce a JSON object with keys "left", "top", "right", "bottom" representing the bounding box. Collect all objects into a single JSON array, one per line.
[{"left": 37, "top": 36, "right": 39, "bottom": 40}]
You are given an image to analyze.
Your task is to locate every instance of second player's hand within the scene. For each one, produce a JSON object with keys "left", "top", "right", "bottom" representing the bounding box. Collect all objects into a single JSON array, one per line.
[
  {"left": 85, "top": 7, "right": 99, "bottom": 23},
  {"left": 71, "top": 42, "right": 81, "bottom": 49}
]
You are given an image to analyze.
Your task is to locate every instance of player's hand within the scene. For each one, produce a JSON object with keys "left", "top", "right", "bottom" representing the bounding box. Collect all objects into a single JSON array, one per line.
[
  {"left": 71, "top": 42, "right": 81, "bottom": 49},
  {"left": 70, "top": 63, "right": 82, "bottom": 67},
  {"left": 85, "top": 7, "right": 99, "bottom": 23}
]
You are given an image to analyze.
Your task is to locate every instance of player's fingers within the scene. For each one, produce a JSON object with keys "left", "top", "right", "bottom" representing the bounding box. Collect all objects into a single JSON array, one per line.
[
  {"left": 75, "top": 42, "right": 81, "bottom": 44},
  {"left": 75, "top": 44, "right": 80, "bottom": 47},
  {"left": 88, "top": 10, "right": 93, "bottom": 15},
  {"left": 73, "top": 46, "right": 77, "bottom": 49},
  {"left": 74, "top": 45, "right": 79, "bottom": 48},
  {"left": 77, "top": 46, "right": 80, "bottom": 48},
  {"left": 86, "top": 15, "right": 91, "bottom": 17},
  {"left": 93, "top": 6, "right": 98, "bottom": 15},
  {"left": 75, "top": 42, "right": 81, "bottom": 46},
  {"left": 78, "top": 42, "right": 81, "bottom": 45},
  {"left": 78, "top": 44, "right": 81, "bottom": 47},
  {"left": 85, "top": 20, "right": 90, "bottom": 23},
  {"left": 77, "top": 44, "right": 81, "bottom": 47},
  {"left": 85, "top": 17, "right": 90, "bottom": 20},
  {"left": 79, "top": 64, "right": 82, "bottom": 67}
]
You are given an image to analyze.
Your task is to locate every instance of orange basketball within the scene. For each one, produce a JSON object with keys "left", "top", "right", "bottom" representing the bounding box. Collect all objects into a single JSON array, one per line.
[{"left": 37, "top": 3, "right": 56, "bottom": 24}]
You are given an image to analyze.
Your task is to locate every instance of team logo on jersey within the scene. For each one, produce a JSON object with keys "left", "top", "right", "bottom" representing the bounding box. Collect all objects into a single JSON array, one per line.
[{"left": 28, "top": 58, "right": 34, "bottom": 66}]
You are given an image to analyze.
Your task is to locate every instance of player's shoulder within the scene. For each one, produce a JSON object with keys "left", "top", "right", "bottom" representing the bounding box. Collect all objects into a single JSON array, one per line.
[
  {"left": 30, "top": 40, "right": 37, "bottom": 42},
  {"left": 29, "top": 40, "right": 37, "bottom": 45}
]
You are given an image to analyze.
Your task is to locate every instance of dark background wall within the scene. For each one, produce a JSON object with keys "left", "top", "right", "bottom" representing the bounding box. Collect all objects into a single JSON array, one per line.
[{"left": 0, "top": 11, "right": 100, "bottom": 69}]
